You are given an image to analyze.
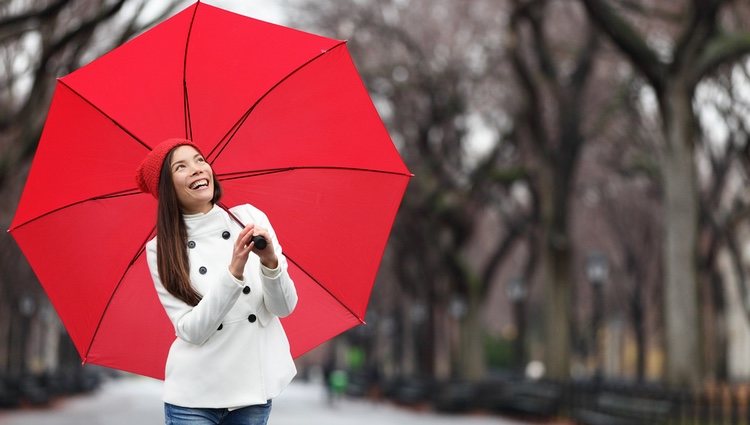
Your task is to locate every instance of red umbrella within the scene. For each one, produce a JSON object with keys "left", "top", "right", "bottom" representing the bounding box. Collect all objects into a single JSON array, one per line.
[{"left": 8, "top": 2, "right": 410, "bottom": 380}]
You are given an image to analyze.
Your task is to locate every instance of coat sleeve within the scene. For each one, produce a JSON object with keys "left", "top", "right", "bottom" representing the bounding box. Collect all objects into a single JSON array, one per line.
[
  {"left": 242, "top": 206, "right": 298, "bottom": 318},
  {"left": 146, "top": 240, "right": 243, "bottom": 345}
]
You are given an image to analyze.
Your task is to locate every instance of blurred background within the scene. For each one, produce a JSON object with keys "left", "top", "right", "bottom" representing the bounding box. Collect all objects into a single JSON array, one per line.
[{"left": 2, "top": 0, "right": 750, "bottom": 424}]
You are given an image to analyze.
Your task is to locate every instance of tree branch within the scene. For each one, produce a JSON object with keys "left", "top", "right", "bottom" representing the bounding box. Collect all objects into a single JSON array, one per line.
[
  {"left": 579, "top": 0, "right": 666, "bottom": 91},
  {"left": 509, "top": 4, "right": 551, "bottom": 159},
  {"left": 0, "top": 0, "right": 70, "bottom": 38},
  {"left": 617, "top": 0, "right": 684, "bottom": 22},
  {"left": 523, "top": 1, "right": 557, "bottom": 82},
  {"left": 690, "top": 32, "right": 750, "bottom": 85},
  {"left": 673, "top": 0, "right": 722, "bottom": 75},
  {"left": 571, "top": 24, "right": 599, "bottom": 95}
]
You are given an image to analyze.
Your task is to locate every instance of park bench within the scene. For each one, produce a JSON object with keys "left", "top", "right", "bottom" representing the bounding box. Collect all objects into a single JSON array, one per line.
[
  {"left": 572, "top": 391, "right": 674, "bottom": 425},
  {"left": 433, "top": 381, "right": 476, "bottom": 412},
  {"left": 478, "top": 379, "right": 563, "bottom": 418}
]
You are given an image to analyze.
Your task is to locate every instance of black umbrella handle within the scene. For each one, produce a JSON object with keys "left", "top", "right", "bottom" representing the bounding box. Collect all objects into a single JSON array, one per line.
[{"left": 218, "top": 203, "right": 267, "bottom": 250}]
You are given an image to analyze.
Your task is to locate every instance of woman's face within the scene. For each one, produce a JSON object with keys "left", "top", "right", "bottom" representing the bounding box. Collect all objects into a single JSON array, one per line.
[{"left": 170, "top": 145, "right": 214, "bottom": 214}]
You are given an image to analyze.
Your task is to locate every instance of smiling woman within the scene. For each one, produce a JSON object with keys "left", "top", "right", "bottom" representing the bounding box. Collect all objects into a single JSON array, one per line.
[
  {"left": 134, "top": 138, "right": 298, "bottom": 425},
  {"left": 169, "top": 146, "right": 215, "bottom": 214}
]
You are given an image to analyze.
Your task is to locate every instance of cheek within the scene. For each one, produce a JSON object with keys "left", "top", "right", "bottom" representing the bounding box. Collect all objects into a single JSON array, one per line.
[{"left": 171, "top": 174, "right": 181, "bottom": 192}]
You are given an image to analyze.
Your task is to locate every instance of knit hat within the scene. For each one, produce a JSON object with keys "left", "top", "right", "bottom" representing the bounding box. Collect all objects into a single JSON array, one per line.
[{"left": 135, "top": 138, "right": 201, "bottom": 198}]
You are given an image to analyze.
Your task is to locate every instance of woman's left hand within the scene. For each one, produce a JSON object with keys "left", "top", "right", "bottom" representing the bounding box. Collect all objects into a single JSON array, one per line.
[{"left": 250, "top": 225, "right": 278, "bottom": 269}]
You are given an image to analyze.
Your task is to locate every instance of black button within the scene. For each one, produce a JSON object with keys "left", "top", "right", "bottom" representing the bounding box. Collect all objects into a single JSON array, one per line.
[
  {"left": 242, "top": 286, "right": 251, "bottom": 294},
  {"left": 187, "top": 241, "right": 196, "bottom": 249},
  {"left": 217, "top": 324, "right": 223, "bottom": 331},
  {"left": 222, "top": 231, "right": 231, "bottom": 240},
  {"left": 199, "top": 266, "right": 207, "bottom": 275},
  {"left": 248, "top": 314, "right": 257, "bottom": 323}
]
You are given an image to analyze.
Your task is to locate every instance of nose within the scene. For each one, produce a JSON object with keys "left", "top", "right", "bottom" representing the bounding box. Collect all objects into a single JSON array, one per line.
[{"left": 188, "top": 163, "right": 203, "bottom": 175}]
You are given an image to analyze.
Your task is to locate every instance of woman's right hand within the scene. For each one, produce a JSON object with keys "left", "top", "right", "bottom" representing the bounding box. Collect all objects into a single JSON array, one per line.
[{"left": 229, "top": 223, "right": 256, "bottom": 280}]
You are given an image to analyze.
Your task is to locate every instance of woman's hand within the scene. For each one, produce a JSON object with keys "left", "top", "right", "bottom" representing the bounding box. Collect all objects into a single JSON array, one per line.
[
  {"left": 250, "top": 225, "right": 278, "bottom": 269},
  {"left": 228, "top": 223, "right": 278, "bottom": 280}
]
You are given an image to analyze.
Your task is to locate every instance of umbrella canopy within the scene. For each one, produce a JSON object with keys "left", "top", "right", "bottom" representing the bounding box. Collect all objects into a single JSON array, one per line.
[{"left": 9, "top": 2, "right": 410, "bottom": 380}]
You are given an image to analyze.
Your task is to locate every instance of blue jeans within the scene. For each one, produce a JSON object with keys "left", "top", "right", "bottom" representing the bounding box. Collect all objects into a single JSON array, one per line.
[{"left": 164, "top": 401, "right": 272, "bottom": 425}]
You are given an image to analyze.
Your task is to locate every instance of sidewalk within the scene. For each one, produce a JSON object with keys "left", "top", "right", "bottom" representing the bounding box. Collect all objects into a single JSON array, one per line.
[{"left": 0, "top": 376, "right": 548, "bottom": 425}]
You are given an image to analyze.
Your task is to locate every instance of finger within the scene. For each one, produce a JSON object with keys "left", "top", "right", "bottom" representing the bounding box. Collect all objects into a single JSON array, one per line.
[
  {"left": 240, "top": 225, "right": 255, "bottom": 239},
  {"left": 236, "top": 225, "right": 255, "bottom": 244},
  {"left": 240, "top": 241, "right": 255, "bottom": 255}
]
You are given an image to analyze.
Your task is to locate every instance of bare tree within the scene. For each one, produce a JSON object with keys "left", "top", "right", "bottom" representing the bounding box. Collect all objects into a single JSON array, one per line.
[
  {"left": 507, "top": 0, "right": 604, "bottom": 379},
  {"left": 691, "top": 61, "right": 750, "bottom": 380},
  {"left": 0, "top": 0, "right": 182, "bottom": 378},
  {"left": 580, "top": 0, "right": 750, "bottom": 387},
  {"left": 290, "top": 0, "right": 537, "bottom": 380}
]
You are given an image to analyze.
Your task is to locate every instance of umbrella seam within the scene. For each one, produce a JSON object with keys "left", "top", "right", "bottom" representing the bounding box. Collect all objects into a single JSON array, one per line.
[
  {"left": 206, "top": 40, "right": 349, "bottom": 163},
  {"left": 8, "top": 190, "right": 144, "bottom": 232},
  {"left": 182, "top": 1, "right": 200, "bottom": 140},
  {"left": 8, "top": 167, "right": 410, "bottom": 232},
  {"left": 215, "top": 202, "right": 364, "bottom": 324},
  {"left": 284, "top": 254, "right": 365, "bottom": 325},
  {"left": 57, "top": 80, "right": 151, "bottom": 151},
  {"left": 217, "top": 166, "right": 413, "bottom": 181},
  {"left": 82, "top": 226, "right": 156, "bottom": 363}
]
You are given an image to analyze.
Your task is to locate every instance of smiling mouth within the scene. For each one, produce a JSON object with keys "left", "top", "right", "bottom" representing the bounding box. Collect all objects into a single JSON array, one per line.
[{"left": 189, "top": 179, "right": 209, "bottom": 190}]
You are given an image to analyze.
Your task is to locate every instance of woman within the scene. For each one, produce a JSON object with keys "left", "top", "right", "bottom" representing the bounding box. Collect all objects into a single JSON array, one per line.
[{"left": 135, "top": 138, "right": 298, "bottom": 425}]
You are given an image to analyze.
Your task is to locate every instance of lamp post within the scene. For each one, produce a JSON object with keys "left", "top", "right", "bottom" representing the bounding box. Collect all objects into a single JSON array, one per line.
[
  {"left": 449, "top": 296, "right": 467, "bottom": 379},
  {"left": 506, "top": 277, "right": 527, "bottom": 373},
  {"left": 409, "top": 301, "right": 427, "bottom": 377},
  {"left": 15, "top": 294, "right": 36, "bottom": 378},
  {"left": 586, "top": 252, "right": 609, "bottom": 381}
]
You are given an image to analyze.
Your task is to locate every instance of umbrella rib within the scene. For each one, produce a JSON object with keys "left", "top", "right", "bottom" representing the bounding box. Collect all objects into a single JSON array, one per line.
[
  {"left": 11, "top": 165, "right": 410, "bottom": 231},
  {"left": 285, "top": 254, "right": 366, "bottom": 325},
  {"left": 182, "top": 1, "right": 201, "bottom": 140},
  {"left": 206, "top": 40, "right": 349, "bottom": 163},
  {"left": 215, "top": 202, "right": 364, "bottom": 324},
  {"left": 58, "top": 80, "right": 151, "bottom": 151},
  {"left": 217, "top": 166, "right": 413, "bottom": 182},
  {"left": 8, "top": 189, "right": 142, "bottom": 232},
  {"left": 81, "top": 226, "right": 156, "bottom": 364}
]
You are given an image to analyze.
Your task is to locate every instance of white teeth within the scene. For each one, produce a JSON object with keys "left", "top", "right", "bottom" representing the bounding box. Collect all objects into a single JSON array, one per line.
[{"left": 190, "top": 179, "right": 208, "bottom": 189}]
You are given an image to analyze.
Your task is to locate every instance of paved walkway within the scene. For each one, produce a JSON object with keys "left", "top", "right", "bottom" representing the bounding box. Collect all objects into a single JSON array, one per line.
[{"left": 0, "top": 376, "right": 551, "bottom": 425}]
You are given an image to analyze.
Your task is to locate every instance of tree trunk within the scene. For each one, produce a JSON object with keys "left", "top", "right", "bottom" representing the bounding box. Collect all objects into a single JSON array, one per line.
[
  {"left": 433, "top": 303, "right": 451, "bottom": 380},
  {"left": 631, "top": 280, "right": 646, "bottom": 381},
  {"left": 460, "top": 289, "right": 485, "bottom": 380},
  {"left": 539, "top": 170, "right": 573, "bottom": 380},
  {"left": 660, "top": 82, "right": 701, "bottom": 387}
]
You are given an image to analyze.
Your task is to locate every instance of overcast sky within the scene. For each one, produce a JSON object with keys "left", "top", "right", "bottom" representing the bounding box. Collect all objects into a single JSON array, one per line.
[{"left": 188, "top": 0, "right": 289, "bottom": 24}]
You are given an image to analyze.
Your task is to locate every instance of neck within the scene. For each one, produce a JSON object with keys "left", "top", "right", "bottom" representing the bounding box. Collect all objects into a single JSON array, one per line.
[{"left": 181, "top": 202, "right": 213, "bottom": 215}]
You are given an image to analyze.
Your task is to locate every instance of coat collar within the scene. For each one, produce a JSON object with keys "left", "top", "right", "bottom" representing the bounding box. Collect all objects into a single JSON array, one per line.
[{"left": 182, "top": 204, "right": 230, "bottom": 237}]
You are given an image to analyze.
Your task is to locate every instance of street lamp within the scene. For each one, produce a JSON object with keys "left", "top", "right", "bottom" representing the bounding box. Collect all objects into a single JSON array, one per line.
[
  {"left": 14, "top": 294, "right": 36, "bottom": 377},
  {"left": 506, "top": 277, "right": 527, "bottom": 373},
  {"left": 586, "top": 251, "right": 609, "bottom": 381}
]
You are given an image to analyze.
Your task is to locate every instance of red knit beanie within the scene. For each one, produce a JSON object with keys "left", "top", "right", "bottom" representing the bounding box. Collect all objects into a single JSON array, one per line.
[{"left": 135, "top": 138, "right": 201, "bottom": 198}]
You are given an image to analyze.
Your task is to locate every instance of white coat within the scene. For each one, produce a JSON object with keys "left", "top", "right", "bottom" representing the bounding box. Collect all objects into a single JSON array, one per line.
[{"left": 146, "top": 203, "right": 298, "bottom": 409}]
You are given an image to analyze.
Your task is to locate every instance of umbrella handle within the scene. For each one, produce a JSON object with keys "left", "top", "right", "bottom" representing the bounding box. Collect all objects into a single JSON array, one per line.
[
  {"left": 218, "top": 203, "right": 267, "bottom": 250},
  {"left": 251, "top": 235, "right": 268, "bottom": 250}
]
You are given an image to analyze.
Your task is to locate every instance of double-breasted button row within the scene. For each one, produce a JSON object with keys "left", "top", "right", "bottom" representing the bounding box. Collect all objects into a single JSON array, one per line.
[
  {"left": 187, "top": 231, "right": 231, "bottom": 250},
  {"left": 217, "top": 314, "right": 257, "bottom": 331}
]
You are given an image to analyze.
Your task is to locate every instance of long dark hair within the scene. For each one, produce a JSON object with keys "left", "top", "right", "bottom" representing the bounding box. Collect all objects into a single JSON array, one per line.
[{"left": 156, "top": 147, "right": 222, "bottom": 306}]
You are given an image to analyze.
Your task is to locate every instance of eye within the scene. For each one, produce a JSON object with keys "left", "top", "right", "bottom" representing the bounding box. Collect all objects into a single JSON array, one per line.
[
  {"left": 197, "top": 156, "right": 205, "bottom": 163},
  {"left": 173, "top": 164, "right": 185, "bottom": 172}
]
